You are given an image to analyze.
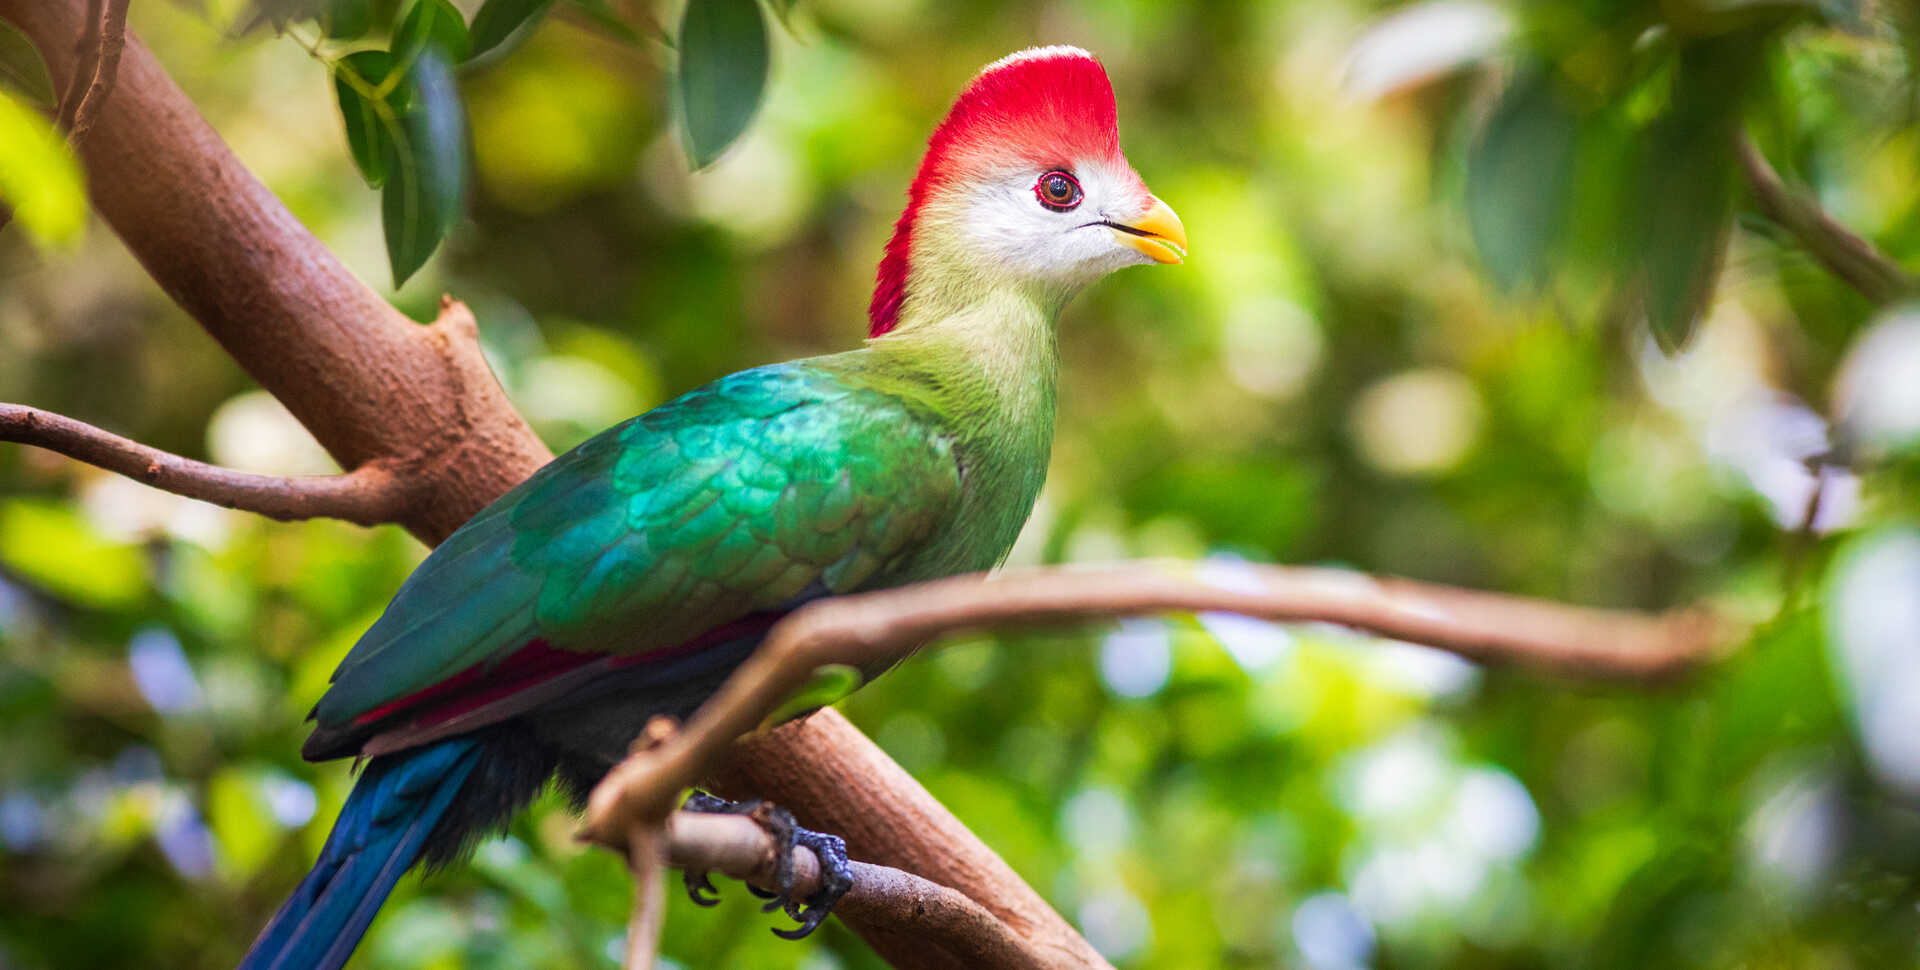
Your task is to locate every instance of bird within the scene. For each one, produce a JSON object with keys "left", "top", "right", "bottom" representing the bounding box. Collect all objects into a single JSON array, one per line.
[{"left": 239, "top": 44, "right": 1186, "bottom": 970}]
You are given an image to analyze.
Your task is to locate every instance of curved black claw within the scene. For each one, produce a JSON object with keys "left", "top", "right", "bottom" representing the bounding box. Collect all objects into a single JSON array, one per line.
[
  {"left": 683, "top": 868, "right": 722, "bottom": 907},
  {"left": 678, "top": 790, "right": 854, "bottom": 940},
  {"left": 772, "top": 827, "right": 852, "bottom": 940}
]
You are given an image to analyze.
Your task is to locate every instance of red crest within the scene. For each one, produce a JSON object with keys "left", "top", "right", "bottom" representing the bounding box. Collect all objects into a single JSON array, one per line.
[{"left": 870, "top": 48, "right": 1132, "bottom": 336}]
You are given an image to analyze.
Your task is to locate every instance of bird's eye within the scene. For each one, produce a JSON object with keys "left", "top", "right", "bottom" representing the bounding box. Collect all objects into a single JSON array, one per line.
[{"left": 1034, "top": 171, "right": 1083, "bottom": 211}]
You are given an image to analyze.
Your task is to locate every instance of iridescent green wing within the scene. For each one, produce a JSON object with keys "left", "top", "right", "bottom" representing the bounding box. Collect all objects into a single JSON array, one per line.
[{"left": 313, "top": 362, "right": 960, "bottom": 725}]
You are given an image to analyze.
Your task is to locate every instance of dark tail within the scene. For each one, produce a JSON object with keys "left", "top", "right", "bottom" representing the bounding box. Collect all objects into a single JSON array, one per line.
[{"left": 240, "top": 738, "right": 481, "bottom": 970}]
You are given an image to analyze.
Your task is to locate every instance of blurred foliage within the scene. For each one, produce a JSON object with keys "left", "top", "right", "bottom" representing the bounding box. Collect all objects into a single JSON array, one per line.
[{"left": 3, "top": 0, "right": 1920, "bottom": 969}]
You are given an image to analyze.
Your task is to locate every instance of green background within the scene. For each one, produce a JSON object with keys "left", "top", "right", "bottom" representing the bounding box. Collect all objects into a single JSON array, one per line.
[{"left": 3, "top": 1, "right": 1920, "bottom": 968}]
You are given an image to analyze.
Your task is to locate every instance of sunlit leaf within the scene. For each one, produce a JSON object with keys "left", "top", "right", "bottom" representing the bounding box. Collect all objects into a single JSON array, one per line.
[
  {"left": 1467, "top": 67, "right": 1581, "bottom": 292},
  {"left": 0, "top": 91, "right": 86, "bottom": 248},
  {"left": 208, "top": 768, "right": 277, "bottom": 882},
  {"left": 469, "top": 0, "right": 555, "bottom": 58},
  {"left": 761, "top": 664, "right": 863, "bottom": 729},
  {"left": 395, "top": 0, "right": 472, "bottom": 64},
  {"left": 381, "top": 49, "right": 467, "bottom": 287},
  {"left": 674, "top": 0, "right": 769, "bottom": 170},
  {"left": 0, "top": 499, "right": 145, "bottom": 609},
  {"left": 0, "top": 19, "right": 55, "bottom": 108},
  {"left": 333, "top": 49, "right": 397, "bottom": 188}
]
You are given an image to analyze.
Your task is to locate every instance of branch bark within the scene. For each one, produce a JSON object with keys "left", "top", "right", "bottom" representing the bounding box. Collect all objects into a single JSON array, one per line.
[
  {"left": 583, "top": 562, "right": 1733, "bottom": 966},
  {"left": 0, "top": 402, "right": 419, "bottom": 526},
  {"left": 711, "top": 708, "right": 1104, "bottom": 970},
  {"left": 1736, "top": 133, "right": 1916, "bottom": 305}
]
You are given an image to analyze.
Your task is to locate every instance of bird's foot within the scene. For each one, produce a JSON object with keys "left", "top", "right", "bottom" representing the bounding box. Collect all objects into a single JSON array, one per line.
[{"left": 678, "top": 790, "right": 853, "bottom": 940}]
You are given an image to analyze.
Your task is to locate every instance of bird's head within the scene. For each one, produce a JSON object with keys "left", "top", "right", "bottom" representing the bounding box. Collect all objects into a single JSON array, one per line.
[{"left": 870, "top": 46, "right": 1187, "bottom": 337}]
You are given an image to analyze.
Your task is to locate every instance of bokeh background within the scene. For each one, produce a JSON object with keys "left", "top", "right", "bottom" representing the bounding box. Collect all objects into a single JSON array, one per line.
[{"left": 4, "top": 0, "right": 1920, "bottom": 968}]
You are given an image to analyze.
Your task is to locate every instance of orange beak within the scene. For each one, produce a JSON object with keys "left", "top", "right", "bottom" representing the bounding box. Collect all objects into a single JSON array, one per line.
[{"left": 1109, "top": 195, "right": 1188, "bottom": 264}]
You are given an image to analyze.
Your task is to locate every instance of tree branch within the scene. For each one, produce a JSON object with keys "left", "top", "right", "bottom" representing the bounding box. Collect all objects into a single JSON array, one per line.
[
  {"left": 1736, "top": 133, "right": 1916, "bottom": 305},
  {"left": 581, "top": 562, "right": 1734, "bottom": 965},
  {"left": 51, "top": 0, "right": 101, "bottom": 133},
  {"left": 635, "top": 812, "right": 1048, "bottom": 970},
  {"left": 0, "top": 402, "right": 419, "bottom": 526},
  {"left": 622, "top": 824, "right": 666, "bottom": 970},
  {"left": 66, "top": 0, "right": 128, "bottom": 145}
]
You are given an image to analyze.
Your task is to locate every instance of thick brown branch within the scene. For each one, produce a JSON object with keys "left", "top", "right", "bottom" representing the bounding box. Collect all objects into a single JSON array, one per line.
[
  {"left": 709, "top": 709, "right": 1103, "bottom": 970},
  {"left": 1736, "top": 133, "right": 1916, "bottom": 305},
  {"left": 585, "top": 562, "right": 1734, "bottom": 840},
  {"left": 0, "top": 402, "right": 419, "bottom": 526}
]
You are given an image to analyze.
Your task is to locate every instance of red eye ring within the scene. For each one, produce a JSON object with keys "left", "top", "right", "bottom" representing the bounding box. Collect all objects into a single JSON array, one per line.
[{"left": 1034, "top": 170, "right": 1083, "bottom": 211}]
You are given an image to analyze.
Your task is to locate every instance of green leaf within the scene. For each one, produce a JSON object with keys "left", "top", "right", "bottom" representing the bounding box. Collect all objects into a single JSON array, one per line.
[
  {"left": 395, "top": 0, "right": 472, "bottom": 64},
  {"left": 333, "top": 49, "right": 397, "bottom": 188},
  {"left": 381, "top": 49, "right": 467, "bottom": 287},
  {"left": 208, "top": 767, "right": 283, "bottom": 882},
  {"left": 469, "top": 0, "right": 556, "bottom": 58},
  {"left": 0, "top": 90, "right": 87, "bottom": 248},
  {"left": 1638, "top": 112, "right": 1734, "bottom": 352},
  {"left": 762, "top": 664, "right": 864, "bottom": 729},
  {"left": 1467, "top": 67, "right": 1581, "bottom": 293},
  {"left": 674, "top": 0, "right": 769, "bottom": 170},
  {"left": 1636, "top": 35, "right": 1763, "bottom": 352},
  {"left": 0, "top": 19, "right": 56, "bottom": 108}
]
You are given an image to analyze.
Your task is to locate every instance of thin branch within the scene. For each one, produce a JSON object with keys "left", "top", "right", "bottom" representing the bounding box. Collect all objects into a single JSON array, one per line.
[
  {"left": 622, "top": 825, "right": 665, "bottom": 970},
  {"left": 52, "top": 0, "right": 104, "bottom": 132},
  {"left": 583, "top": 561, "right": 1736, "bottom": 841},
  {"left": 0, "top": 403, "right": 420, "bottom": 526},
  {"left": 631, "top": 812, "right": 1047, "bottom": 970},
  {"left": 1736, "top": 133, "right": 1916, "bottom": 305},
  {"left": 67, "top": 0, "right": 130, "bottom": 144}
]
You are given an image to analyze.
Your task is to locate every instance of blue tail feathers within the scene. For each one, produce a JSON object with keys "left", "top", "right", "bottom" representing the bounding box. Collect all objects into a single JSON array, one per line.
[{"left": 240, "top": 739, "right": 482, "bottom": 970}]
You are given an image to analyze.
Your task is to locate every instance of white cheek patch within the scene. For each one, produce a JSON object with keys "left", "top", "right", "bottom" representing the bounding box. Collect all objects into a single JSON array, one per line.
[{"left": 953, "top": 160, "right": 1154, "bottom": 287}]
